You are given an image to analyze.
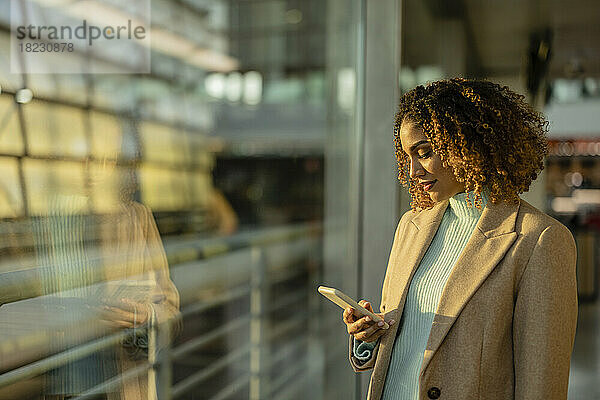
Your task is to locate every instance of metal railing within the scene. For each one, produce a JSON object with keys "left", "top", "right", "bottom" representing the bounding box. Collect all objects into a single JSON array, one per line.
[{"left": 0, "top": 222, "right": 322, "bottom": 400}]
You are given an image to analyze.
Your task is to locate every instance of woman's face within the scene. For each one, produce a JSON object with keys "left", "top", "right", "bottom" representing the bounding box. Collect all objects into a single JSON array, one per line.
[{"left": 399, "top": 121, "right": 465, "bottom": 203}]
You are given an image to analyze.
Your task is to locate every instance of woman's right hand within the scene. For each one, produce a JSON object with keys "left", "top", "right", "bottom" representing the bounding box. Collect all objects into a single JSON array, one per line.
[{"left": 343, "top": 300, "right": 395, "bottom": 343}]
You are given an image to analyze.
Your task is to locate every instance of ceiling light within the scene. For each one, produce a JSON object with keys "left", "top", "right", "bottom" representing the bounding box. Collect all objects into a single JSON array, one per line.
[
  {"left": 226, "top": 72, "right": 242, "bottom": 102},
  {"left": 243, "top": 71, "right": 262, "bottom": 105},
  {"left": 551, "top": 197, "right": 577, "bottom": 213}
]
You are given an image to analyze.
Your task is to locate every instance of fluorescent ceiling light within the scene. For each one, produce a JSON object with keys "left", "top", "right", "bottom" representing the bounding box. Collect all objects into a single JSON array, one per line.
[
  {"left": 551, "top": 197, "right": 577, "bottom": 213},
  {"left": 337, "top": 68, "right": 355, "bottom": 112},
  {"left": 225, "top": 72, "right": 242, "bottom": 102},
  {"left": 243, "top": 71, "right": 262, "bottom": 105},
  {"left": 205, "top": 73, "right": 226, "bottom": 99},
  {"left": 572, "top": 189, "right": 600, "bottom": 205}
]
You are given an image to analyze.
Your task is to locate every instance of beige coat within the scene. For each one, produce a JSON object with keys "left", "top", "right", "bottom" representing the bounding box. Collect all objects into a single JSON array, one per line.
[{"left": 349, "top": 196, "right": 578, "bottom": 400}]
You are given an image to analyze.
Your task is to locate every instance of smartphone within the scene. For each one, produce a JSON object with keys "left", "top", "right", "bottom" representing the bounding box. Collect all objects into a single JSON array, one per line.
[
  {"left": 95, "top": 279, "right": 157, "bottom": 303},
  {"left": 317, "top": 286, "right": 383, "bottom": 323}
]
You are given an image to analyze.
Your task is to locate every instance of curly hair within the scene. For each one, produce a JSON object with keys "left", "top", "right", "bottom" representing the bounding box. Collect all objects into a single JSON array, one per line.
[{"left": 394, "top": 78, "right": 549, "bottom": 212}]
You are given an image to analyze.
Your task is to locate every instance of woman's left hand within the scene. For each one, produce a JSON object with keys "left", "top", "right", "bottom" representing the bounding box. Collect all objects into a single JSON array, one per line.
[
  {"left": 97, "top": 298, "right": 151, "bottom": 329},
  {"left": 343, "top": 300, "right": 395, "bottom": 343}
]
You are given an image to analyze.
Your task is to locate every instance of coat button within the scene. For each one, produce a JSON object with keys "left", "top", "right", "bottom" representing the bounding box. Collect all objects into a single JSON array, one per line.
[{"left": 427, "top": 387, "right": 441, "bottom": 399}]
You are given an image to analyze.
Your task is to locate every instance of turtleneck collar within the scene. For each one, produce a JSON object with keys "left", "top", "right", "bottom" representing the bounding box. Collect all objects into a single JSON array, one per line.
[{"left": 448, "top": 188, "right": 489, "bottom": 219}]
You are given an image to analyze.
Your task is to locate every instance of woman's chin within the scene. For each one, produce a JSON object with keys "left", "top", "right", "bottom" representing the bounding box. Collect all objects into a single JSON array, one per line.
[
  {"left": 428, "top": 191, "right": 450, "bottom": 204},
  {"left": 426, "top": 191, "right": 439, "bottom": 203}
]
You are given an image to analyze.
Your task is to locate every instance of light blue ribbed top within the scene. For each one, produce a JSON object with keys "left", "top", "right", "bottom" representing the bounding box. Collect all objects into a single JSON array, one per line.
[{"left": 353, "top": 189, "right": 489, "bottom": 400}]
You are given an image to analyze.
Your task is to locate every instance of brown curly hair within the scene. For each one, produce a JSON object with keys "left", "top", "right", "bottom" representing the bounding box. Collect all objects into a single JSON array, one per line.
[{"left": 394, "top": 78, "right": 549, "bottom": 212}]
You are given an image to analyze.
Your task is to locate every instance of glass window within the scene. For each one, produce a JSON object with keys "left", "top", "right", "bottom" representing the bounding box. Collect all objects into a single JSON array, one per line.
[
  {"left": 89, "top": 163, "right": 132, "bottom": 214},
  {"left": 24, "top": 159, "right": 88, "bottom": 216},
  {"left": 139, "top": 164, "right": 191, "bottom": 211},
  {"left": 139, "top": 121, "right": 177, "bottom": 164},
  {"left": 0, "top": 95, "right": 25, "bottom": 155},
  {"left": 0, "top": 157, "right": 23, "bottom": 218},
  {"left": 0, "top": 1, "right": 351, "bottom": 399},
  {"left": 24, "top": 102, "right": 88, "bottom": 158},
  {"left": 90, "top": 111, "right": 123, "bottom": 161}
]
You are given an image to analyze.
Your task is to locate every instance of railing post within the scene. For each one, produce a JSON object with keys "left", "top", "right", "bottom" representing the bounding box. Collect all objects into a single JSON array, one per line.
[
  {"left": 250, "top": 247, "right": 269, "bottom": 400},
  {"left": 149, "top": 309, "right": 172, "bottom": 400}
]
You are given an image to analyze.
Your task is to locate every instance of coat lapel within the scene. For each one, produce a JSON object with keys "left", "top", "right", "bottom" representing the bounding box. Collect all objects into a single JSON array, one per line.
[
  {"left": 388, "top": 200, "right": 449, "bottom": 312},
  {"left": 419, "top": 197, "right": 520, "bottom": 377}
]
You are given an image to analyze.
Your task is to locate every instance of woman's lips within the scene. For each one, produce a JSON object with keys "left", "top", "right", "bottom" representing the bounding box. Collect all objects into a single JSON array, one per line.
[{"left": 423, "top": 180, "right": 437, "bottom": 191}]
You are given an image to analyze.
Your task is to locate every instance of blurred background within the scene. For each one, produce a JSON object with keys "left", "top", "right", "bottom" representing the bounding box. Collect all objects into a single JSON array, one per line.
[{"left": 0, "top": 0, "right": 598, "bottom": 399}]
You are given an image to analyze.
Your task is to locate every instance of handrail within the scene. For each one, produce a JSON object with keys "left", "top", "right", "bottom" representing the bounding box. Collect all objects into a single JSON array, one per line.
[
  {"left": 71, "top": 362, "right": 154, "bottom": 400},
  {"left": 0, "top": 223, "right": 321, "bottom": 306},
  {"left": 164, "top": 223, "right": 321, "bottom": 264},
  {"left": 181, "top": 285, "right": 251, "bottom": 317},
  {"left": 0, "top": 329, "right": 134, "bottom": 388}
]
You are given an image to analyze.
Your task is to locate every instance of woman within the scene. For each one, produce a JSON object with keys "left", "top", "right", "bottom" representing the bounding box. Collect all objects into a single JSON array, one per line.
[{"left": 342, "top": 78, "right": 578, "bottom": 400}]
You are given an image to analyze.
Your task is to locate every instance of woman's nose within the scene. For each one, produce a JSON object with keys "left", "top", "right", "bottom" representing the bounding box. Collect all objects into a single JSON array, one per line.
[{"left": 409, "top": 158, "right": 424, "bottom": 179}]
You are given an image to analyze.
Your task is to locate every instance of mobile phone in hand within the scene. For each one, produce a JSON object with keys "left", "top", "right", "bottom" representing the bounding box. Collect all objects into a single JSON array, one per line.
[{"left": 317, "top": 286, "right": 383, "bottom": 323}]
